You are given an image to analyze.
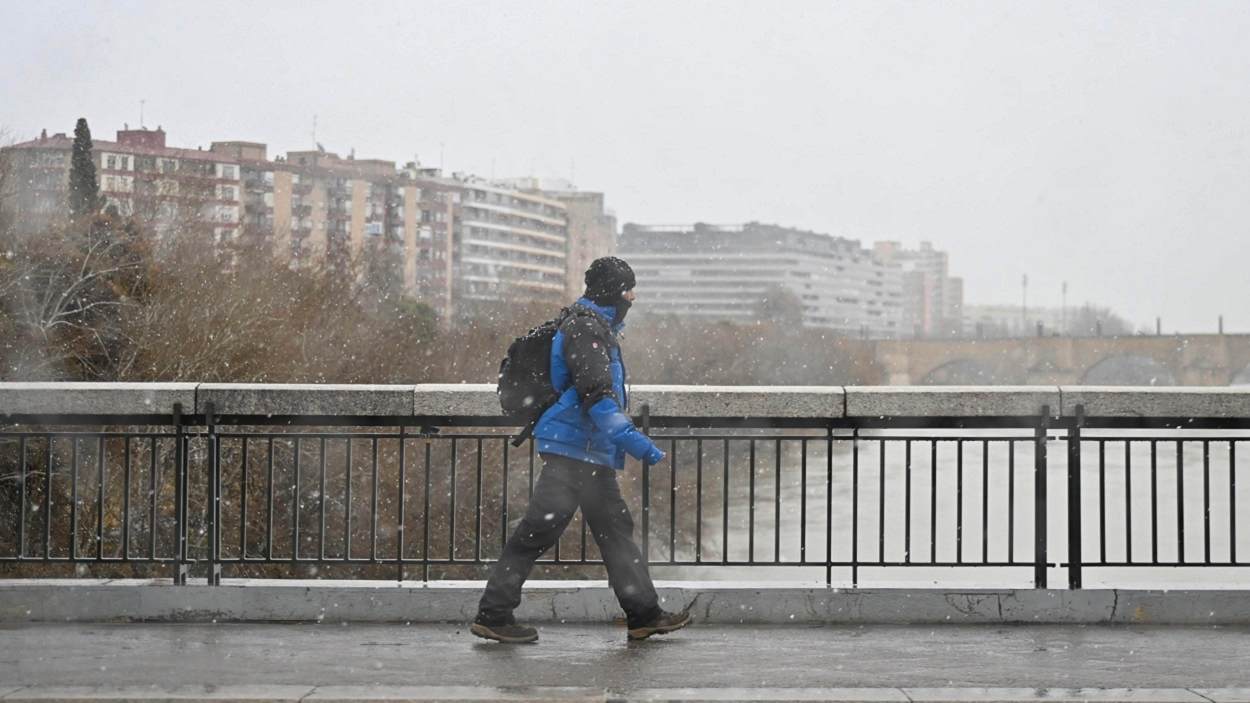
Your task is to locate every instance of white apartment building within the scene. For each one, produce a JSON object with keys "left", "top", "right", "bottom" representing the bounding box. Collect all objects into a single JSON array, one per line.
[
  {"left": 452, "top": 178, "right": 568, "bottom": 303},
  {"left": 619, "top": 222, "right": 904, "bottom": 338},
  {"left": 493, "top": 177, "right": 618, "bottom": 299}
]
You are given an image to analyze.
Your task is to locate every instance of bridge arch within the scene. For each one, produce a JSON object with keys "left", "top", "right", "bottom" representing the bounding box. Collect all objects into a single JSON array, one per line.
[
  {"left": 919, "top": 358, "right": 999, "bottom": 385},
  {"left": 1080, "top": 354, "right": 1176, "bottom": 386},
  {"left": 1231, "top": 363, "right": 1250, "bottom": 386}
]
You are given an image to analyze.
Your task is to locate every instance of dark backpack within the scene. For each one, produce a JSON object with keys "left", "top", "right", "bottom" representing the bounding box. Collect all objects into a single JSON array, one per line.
[{"left": 497, "top": 306, "right": 593, "bottom": 446}]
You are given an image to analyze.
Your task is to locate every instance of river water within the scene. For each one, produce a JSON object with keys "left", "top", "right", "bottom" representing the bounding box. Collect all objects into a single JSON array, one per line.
[{"left": 640, "top": 429, "right": 1250, "bottom": 588}]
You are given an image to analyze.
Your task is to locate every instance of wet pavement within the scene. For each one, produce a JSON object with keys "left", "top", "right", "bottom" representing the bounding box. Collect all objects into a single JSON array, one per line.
[{"left": 1, "top": 622, "right": 1249, "bottom": 693}]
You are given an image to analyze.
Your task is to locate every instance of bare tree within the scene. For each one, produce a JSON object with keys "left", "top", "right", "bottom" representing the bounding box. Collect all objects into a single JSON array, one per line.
[
  {"left": 1067, "top": 304, "right": 1134, "bottom": 337},
  {"left": 0, "top": 214, "right": 147, "bottom": 379}
]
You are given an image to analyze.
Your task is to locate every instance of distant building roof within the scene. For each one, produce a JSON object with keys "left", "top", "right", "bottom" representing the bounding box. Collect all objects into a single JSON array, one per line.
[{"left": 7, "top": 131, "right": 236, "bottom": 164}]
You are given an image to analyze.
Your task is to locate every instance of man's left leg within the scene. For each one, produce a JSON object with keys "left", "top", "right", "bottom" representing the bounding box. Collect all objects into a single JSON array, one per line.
[{"left": 474, "top": 458, "right": 580, "bottom": 642}]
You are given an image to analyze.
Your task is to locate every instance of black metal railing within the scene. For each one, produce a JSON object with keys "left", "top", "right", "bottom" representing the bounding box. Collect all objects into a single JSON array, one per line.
[{"left": 1, "top": 403, "right": 1247, "bottom": 589}]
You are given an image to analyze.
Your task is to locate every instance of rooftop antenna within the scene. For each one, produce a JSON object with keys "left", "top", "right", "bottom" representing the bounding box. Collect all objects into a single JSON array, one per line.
[
  {"left": 1061, "top": 281, "right": 1068, "bottom": 335},
  {"left": 139, "top": 99, "right": 146, "bottom": 128},
  {"left": 312, "top": 114, "right": 318, "bottom": 147},
  {"left": 439, "top": 141, "right": 445, "bottom": 169},
  {"left": 570, "top": 157, "right": 575, "bottom": 186},
  {"left": 1021, "top": 273, "right": 1029, "bottom": 337}
]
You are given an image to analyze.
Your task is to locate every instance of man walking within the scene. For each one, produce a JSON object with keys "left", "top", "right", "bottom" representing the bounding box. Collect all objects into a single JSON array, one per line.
[{"left": 472, "top": 257, "right": 691, "bottom": 643}]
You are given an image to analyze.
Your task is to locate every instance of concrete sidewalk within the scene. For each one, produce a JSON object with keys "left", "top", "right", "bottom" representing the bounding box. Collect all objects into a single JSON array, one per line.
[{"left": 2, "top": 622, "right": 1250, "bottom": 701}]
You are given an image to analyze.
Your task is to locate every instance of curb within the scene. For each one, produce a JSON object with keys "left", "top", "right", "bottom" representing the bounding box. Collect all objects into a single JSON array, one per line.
[
  {"left": 2, "top": 686, "right": 1249, "bottom": 703},
  {"left": 5, "top": 581, "right": 1250, "bottom": 625}
]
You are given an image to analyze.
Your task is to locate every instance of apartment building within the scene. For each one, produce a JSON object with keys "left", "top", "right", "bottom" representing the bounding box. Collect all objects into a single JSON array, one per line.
[
  {"left": 557, "top": 190, "right": 617, "bottom": 299},
  {"left": 0, "top": 130, "right": 71, "bottom": 235},
  {"left": 619, "top": 222, "right": 904, "bottom": 338},
  {"left": 872, "top": 241, "right": 964, "bottom": 339},
  {"left": 406, "top": 171, "right": 569, "bottom": 316},
  {"left": 495, "top": 177, "right": 618, "bottom": 299},
  {"left": 1, "top": 126, "right": 242, "bottom": 241},
  {"left": 2, "top": 124, "right": 593, "bottom": 320}
]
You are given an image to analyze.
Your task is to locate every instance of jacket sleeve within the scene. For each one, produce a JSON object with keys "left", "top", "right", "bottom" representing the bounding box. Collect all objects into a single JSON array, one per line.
[
  {"left": 561, "top": 314, "right": 666, "bottom": 464},
  {"left": 561, "top": 313, "right": 617, "bottom": 410},
  {"left": 588, "top": 397, "right": 665, "bottom": 464}
]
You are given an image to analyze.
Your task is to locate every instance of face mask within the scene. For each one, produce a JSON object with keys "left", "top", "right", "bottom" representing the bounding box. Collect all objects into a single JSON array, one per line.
[{"left": 614, "top": 294, "right": 633, "bottom": 325}]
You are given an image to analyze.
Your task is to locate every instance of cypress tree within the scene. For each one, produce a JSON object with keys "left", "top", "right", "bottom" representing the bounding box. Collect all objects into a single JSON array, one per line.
[{"left": 68, "top": 117, "right": 101, "bottom": 218}]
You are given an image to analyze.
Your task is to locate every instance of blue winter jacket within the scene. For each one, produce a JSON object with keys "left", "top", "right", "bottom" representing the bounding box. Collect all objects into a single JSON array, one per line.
[{"left": 532, "top": 298, "right": 666, "bottom": 470}]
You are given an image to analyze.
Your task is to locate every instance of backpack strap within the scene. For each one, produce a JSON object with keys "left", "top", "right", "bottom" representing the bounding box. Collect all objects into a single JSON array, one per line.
[{"left": 511, "top": 417, "right": 540, "bottom": 447}]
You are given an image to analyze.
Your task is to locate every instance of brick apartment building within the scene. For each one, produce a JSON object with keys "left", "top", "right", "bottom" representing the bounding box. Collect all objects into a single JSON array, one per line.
[
  {"left": 1, "top": 126, "right": 243, "bottom": 242},
  {"left": 1, "top": 125, "right": 622, "bottom": 319}
]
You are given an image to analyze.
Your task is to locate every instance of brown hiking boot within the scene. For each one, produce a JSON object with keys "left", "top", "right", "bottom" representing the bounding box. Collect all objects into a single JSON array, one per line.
[
  {"left": 627, "top": 609, "right": 691, "bottom": 641},
  {"left": 470, "top": 620, "right": 539, "bottom": 644}
]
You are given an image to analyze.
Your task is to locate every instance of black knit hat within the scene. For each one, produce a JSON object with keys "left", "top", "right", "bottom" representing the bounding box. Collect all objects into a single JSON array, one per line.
[{"left": 583, "top": 256, "right": 636, "bottom": 307}]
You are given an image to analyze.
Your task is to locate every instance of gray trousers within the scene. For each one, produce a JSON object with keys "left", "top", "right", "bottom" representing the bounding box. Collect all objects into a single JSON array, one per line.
[{"left": 477, "top": 453, "right": 661, "bottom": 628}]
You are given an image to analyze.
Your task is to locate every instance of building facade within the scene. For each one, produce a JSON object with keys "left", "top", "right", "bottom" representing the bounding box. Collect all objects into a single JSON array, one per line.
[
  {"left": 494, "top": 177, "right": 618, "bottom": 299},
  {"left": 399, "top": 172, "right": 570, "bottom": 318},
  {"left": 1, "top": 126, "right": 243, "bottom": 241},
  {"left": 2, "top": 126, "right": 590, "bottom": 321},
  {"left": 872, "top": 241, "right": 964, "bottom": 339},
  {"left": 961, "top": 303, "right": 1134, "bottom": 338},
  {"left": 619, "top": 222, "right": 904, "bottom": 338},
  {"left": 0, "top": 130, "right": 72, "bottom": 236}
]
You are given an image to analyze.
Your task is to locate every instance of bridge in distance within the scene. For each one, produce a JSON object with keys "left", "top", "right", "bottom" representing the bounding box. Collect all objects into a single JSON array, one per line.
[{"left": 873, "top": 333, "right": 1250, "bottom": 385}]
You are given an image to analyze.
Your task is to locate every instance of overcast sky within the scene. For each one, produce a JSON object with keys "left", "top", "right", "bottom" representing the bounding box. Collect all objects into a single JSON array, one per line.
[{"left": 3, "top": 0, "right": 1248, "bottom": 332}]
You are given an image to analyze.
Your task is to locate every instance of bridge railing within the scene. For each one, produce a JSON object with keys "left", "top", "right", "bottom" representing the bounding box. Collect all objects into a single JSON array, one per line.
[{"left": 0, "top": 383, "right": 1248, "bottom": 589}]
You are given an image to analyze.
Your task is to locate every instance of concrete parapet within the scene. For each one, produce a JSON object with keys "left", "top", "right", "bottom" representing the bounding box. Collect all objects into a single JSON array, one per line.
[
  {"left": 631, "top": 385, "right": 845, "bottom": 418},
  {"left": 1060, "top": 386, "right": 1250, "bottom": 418},
  {"left": 197, "top": 383, "right": 414, "bottom": 417},
  {"left": 414, "top": 383, "right": 498, "bottom": 417},
  {"left": 5, "top": 382, "right": 1250, "bottom": 422},
  {"left": 844, "top": 386, "right": 1060, "bottom": 418},
  {"left": 3, "top": 580, "right": 1249, "bottom": 625},
  {"left": 0, "top": 382, "right": 196, "bottom": 417},
  {"left": 412, "top": 384, "right": 846, "bottom": 419}
]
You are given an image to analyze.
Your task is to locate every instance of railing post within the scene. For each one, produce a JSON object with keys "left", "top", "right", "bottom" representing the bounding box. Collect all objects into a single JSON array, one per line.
[
  {"left": 396, "top": 425, "right": 406, "bottom": 585},
  {"left": 825, "top": 424, "right": 834, "bottom": 589},
  {"left": 206, "top": 402, "right": 221, "bottom": 586},
  {"left": 173, "top": 403, "right": 189, "bottom": 585},
  {"left": 640, "top": 403, "right": 651, "bottom": 565},
  {"left": 1067, "top": 404, "right": 1085, "bottom": 589},
  {"left": 851, "top": 427, "right": 859, "bottom": 589},
  {"left": 1034, "top": 404, "right": 1050, "bottom": 588}
]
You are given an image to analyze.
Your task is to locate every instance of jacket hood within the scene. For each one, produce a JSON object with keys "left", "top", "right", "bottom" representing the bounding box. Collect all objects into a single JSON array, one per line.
[{"left": 574, "top": 297, "right": 626, "bottom": 333}]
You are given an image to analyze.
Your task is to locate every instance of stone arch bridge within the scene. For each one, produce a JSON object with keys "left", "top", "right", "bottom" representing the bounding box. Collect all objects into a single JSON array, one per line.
[{"left": 874, "top": 334, "right": 1250, "bottom": 386}]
